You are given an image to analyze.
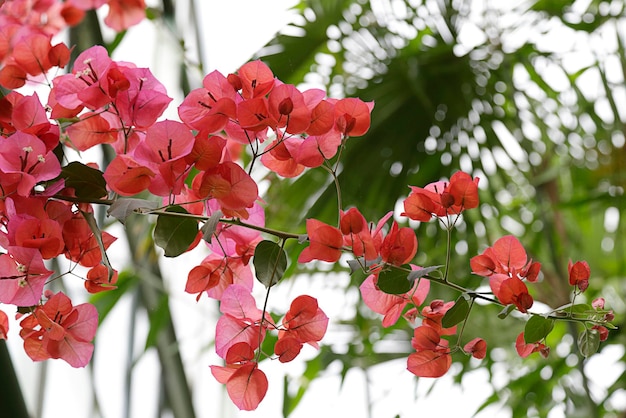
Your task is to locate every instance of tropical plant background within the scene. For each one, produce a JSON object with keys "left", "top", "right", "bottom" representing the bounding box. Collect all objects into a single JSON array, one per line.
[{"left": 2, "top": 0, "right": 625, "bottom": 417}]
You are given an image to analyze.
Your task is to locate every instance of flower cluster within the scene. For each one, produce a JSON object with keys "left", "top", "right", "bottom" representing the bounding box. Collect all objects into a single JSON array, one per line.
[
  {"left": 210, "top": 285, "right": 328, "bottom": 410},
  {"left": 470, "top": 235, "right": 541, "bottom": 313},
  {"left": 1, "top": 38, "right": 372, "bottom": 407},
  {"left": 0, "top": 0, "right": 146, "bottom": 89}
]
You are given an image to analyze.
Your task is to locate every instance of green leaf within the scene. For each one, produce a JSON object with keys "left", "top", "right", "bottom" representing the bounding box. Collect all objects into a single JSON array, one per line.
[
  {"left": 524, "top": 315, "right": 554, "bottom": 343},
  {"left": 60, "top": 161, "right": 108, "bottom": 199},
  {"left": 107, "top": 198, "right": 159, "bottom": 224},
  {"left": 153, "top": 206, "right": 198, "bottom": 257},
  {"left": 377, "top": 266, "right": 411, "bottom": 295},
  {"left": 498, "top": 304, "right": 516, "bottom": 319},
  {"left": 442, "top": 294, "right": 470, "bottom": 328},
  {"left": 578, "top": 328, "right": 601, "bottom": 357},
  {"left": 253, "top": 240, "right": 287, "bottom": 288}
]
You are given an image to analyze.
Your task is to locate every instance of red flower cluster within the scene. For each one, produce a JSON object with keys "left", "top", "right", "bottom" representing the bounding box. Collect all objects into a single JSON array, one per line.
[
  {"left": 210, "top": 285, "right": 328, "bottom": 410},
  {"left": 470, "top": 235, "right": 541, "bottom": 313},
  {"left": 299, "top": 209, "right": 417, "bottom": 266},
  {"left": 0, "top": 0, "right": 146, "bottom": 89},
  {"left": 19, "top": 290, "right": 98, "bottom": 367},
  {"left": 402, "top": 171, "right": 479, "bottom": 222}
]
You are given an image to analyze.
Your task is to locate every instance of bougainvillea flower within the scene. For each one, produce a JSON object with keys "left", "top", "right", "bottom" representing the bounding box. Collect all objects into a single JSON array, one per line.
[
  {"left": 237, "top": 60, "right": 274, "bottom": 99},
  {"left": 60, "top": 3, "right": 87, "bottom": 26},
  {"left": 332, "top": 98, "right": 373, "bottom": 137},
  {"left": 214, "top": 285, "right": 268, "bottom": 358},
  {"left": 380, "top": 222, "right": 417, "bottom": 266},
  {"left": 268, "top": 83, "right": 310, "bottom": 134},
  {"left": 237, "top": 97, "right": 277, "bottom": 131},
  {"left": 185, "top": 132, "right": 226, "bottom": 171},
  {"left": 84, "top": 264, "right": 118, "bottom": 293},
  {"left": 205, "top": 257, "right": 253, "bottom": 300},
  {"left": 0, "top": 131, "right": 61, "bottom": 196},
  {"left": 464, "top": 337, "right": 487, "bottom": 359},
  {"left": 360, "top": 272, "right": 430, "bottom": 327},
  {"left": 11, "top": 33, "right": 70, "bottom": 76},
  {"left": 279, "top": 295, "right": 328, "bottom": 349},
  {"left": 206, "top": 200, "right": 264, "bottom": 261},
  {"left": 132, "top": 119, "right": 194, "bottom": 195},
  {"left": 62, "top": 213, "right": 117, "bottom": 267},
  {"left": 339, "top": 207, "right": 378, "bottom": 260},
  {"left": 52, "top": 45, "right": 113, "bottom": 110},
  {"left": 421, "top": 299, "right": 456, "bottom": 335},
  {"left": 0, "top": 310, "right": 8, "bottom": 340},
  {"left": 297, "top": 219, "right": 343, "bottom": 263},
  {"left": 210, "top": 362, "right": 268, "bottom": 411},
  {"left": 13, "top": 217, "right": 65, "bottom": 259},
  {"left": 402, "top": 171, "right": 480, "bottom": 221},
  {"left": 470, "top": 235, "right": 541, "bottom": 282},
  {"left": 10, "top": 92, "right": 51, "bottom": 136},
  {"left": 592, "top": 297, "right": 605, "bottom": 310},
  {"left": 260, "top": 136, "right": 305, "bottom": 178},
  {"left": 0, "top": 65, "right": 28, "bottom": 89},
  {"left": 446, "top": 171, "right": 480, "bottom": 211},
  {"left": 515, "top": 332, "right": 549, "bottom": 358},
  {"left": 295, "top": 130, "right": 342, "bottom": 168},
  {"left": 489, "top": 273, "right": 533, "bottom": 313},
  {"left": 178, "top": 70, "right": 237, "bottom": 133},
  {"left": 103, "top": 0, "right": 147, "bottom": 32},
  {"left": 0, "top": 246, "right": 53, "bottom": 306},
  {"left": 19, "top": 291, "right": 98, "bottom": 367},
  {"left": 113, "top": 66, "right": 172, "bottom": 130},
  {"left": 568, "top": 260, "right": 590, "bottom": 292},
  {"left": 186, "top": 256, "right": 231, "bottom": 301},
  {"left": 193, "top": 161, "right": 258, "bottom": 218},
  {"left": 65, "top": 112, "right": 117, "bottom": 151},
  {"left": 306, "top": 98, "right": 335, "bottom": 136},
  {"left": 274, "top": 336, "right": 303, "bottom": 363},
  {"left": 0, "top": 31, "right": 70, "bottom": 88},
  {"left": 402, "top": 186, "right": 445, "bottom": 222},
  {"left": 407, "top": 326, "right": 451, "bottom": 378},
  {"left": 103, "top": 154, "right": 155, "bottom": 196}
]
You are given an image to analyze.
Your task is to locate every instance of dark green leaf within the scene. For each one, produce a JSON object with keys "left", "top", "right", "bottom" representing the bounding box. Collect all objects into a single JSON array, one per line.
[
  {"left": 60, "top": 161, "right": 107, "bottom": 199},
  {"left": 107, "top": 198, "right": 159, "bottom": 224},
  {"left": 153, "top": 206, "right": 198, "bottom": 257},
  {"left": 524, "top": 315, "right": 554, "bottom": 343},
  {"left": 377, "top": 267, "right": 411, "bottom": 295},
  {"left": 578, "top": 328, "right": 601, "bottom": 357},
  {"left": 253, "top": 240, "right": 287, "bottom": 288},
  {"left": 442, "top": 294, "right": 470, "bottom": 328}
]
